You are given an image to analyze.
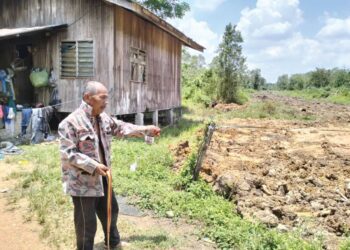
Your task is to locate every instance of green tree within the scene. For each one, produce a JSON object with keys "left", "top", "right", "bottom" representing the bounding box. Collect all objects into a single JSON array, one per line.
[
  {"left": 289, "top": 74, "right": 305, "bottom": 90},
  {"left": 181, "top": 49, "right": 205, "bottom": 87},
  {"left": 331, "top": 68, "right": 350, "bottom": 87},
  {"left": 216, "top": 23, "right": 246, "bottom": 103},
  {"left": 276, "top": 74, "right": 289, "bottom": 90},
  {"left": 202, "top": 68, "right": 219, "bottom": 100},
  {"left": 250, "top": 69, "right": 266, "bottom": 90},
  {"left": 310, "top": 68, "right": 331, "bottom": 88},
  {"left": 135, "top": 0, "right": 190, "bottom": 18}
]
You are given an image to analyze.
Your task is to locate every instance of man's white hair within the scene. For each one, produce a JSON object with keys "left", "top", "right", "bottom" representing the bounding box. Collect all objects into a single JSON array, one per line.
[{"left": 83, "top": 81, "right": 105, "bottom": 95}]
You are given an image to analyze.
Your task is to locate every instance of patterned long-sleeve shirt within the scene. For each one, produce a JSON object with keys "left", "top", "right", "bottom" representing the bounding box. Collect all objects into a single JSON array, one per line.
[{"left": 58, "top": 101, "right": 137, "bottom": 197}]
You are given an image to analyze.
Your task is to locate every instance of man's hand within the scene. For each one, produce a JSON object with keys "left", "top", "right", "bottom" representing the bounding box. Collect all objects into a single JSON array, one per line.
[
  {"left": 95, "top": 164, "right": 109, "bottom": 176},
  {"left": 147, "top": 125, "right": 161, "bottom": 137}
]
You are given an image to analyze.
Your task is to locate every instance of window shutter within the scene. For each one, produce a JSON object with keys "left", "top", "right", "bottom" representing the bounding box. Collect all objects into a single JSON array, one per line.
[
  {"left": 78, "top": 41, "right": 93, "bottom": 77},
  {"left": 60, "top": 40, "right": 94, "bottom": 78},
  {"left": 60, "top": 42, "right": 77, "bottom": 77}
]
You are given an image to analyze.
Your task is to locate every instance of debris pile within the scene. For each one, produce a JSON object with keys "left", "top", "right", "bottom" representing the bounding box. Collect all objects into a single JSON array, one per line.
[{"left": 201, "top": 118, "right": 350, "bottom": 247}]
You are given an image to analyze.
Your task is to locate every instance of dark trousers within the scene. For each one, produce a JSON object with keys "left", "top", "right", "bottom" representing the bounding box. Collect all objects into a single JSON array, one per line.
[{"left": 72, "top": 177, "right": 120, "bottom": 250}]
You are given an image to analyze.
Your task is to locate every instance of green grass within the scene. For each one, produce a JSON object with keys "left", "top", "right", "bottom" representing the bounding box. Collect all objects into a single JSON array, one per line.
[
  {"left": 219, "top": 101, "right": 315, "bottom": 121},
  {"left": 111, "top": 136, "right": 323, "bottom": 250},
  {"left": 6, "top": 119, "right": 324, "bottom": 249},
  {"left": 7, "top": 92, "right": 346, "bottom": 249},
  {"left": 182, "top": 99, "right": 315, "bottom": 123},
  {"left": 340, "top": 239, "right": 350, "bottom": 250},
  {"left": 277, "top": 87, "right": 350, "bottom": 105}
]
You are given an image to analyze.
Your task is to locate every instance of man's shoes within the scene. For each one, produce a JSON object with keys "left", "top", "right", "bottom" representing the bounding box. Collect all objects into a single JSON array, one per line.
[{"left": 104, "top": 241, "right": 130, "bottom": 249}]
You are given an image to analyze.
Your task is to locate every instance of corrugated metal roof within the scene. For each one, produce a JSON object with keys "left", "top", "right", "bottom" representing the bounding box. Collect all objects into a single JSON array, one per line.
[
  {"left": 103, "top": 0, "right": 205, "bottom": 52},
  {"left": 0, "top": 24, "right": 68, "bottom": 40}
]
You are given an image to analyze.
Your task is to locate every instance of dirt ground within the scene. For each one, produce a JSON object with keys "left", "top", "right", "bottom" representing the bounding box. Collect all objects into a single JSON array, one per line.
[
  {"left": 199, "top": 92, "right": 350, "bottom": 249},
  {"left": 0, "top": 160, "right": 215, "bottom": 250},
  {"left": 0, "top": 163, "right": 50, "bottom": 250}
]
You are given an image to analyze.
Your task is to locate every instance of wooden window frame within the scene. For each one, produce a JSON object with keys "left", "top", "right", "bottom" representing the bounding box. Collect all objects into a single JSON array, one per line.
[
  {"left": 60, "top": 40, "right": 94, "bottom": 79},
  {"left": 130, "top": 47, "right": 147, "bottom": 84}
]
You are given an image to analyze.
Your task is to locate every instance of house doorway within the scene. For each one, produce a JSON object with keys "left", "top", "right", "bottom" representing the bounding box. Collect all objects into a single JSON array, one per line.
[{"left": 13, "top": 44, "right": 35, "bottom": 106}]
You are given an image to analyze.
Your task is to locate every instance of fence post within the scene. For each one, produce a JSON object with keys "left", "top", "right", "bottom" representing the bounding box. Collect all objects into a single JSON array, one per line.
[{"left": 193, "top": 122, "right": 216, "bottom": 180}]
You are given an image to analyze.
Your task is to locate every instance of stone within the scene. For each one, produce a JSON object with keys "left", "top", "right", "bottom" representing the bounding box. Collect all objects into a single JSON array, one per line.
[
  {"left": 310, "top": 201, "right": 324, "bottom": 210},
  {"left": 277, "top": 183, "right": 289, "bottom": 196},
  {"left": 238, "top": 181, "right": 251, "bottom": 191},
  {"left": 276, "top": 224, "right": 289, "bottom": 232},
  {"left": 345, "top": 179, "right": 350, "bottom": 198},
  {"left": 254, "top": 209, "right": 279, "bottom": 227},
  {"left": 325, "top": 173, "right": 338, "bottom": 181},
  {"left": 267, "top": 168, "right": 277, "bottom": 177},
  {"left": 317, "top": 209, "right": 336, "bottom": 217},
  {"left": 307, "top": 177, "right": 323, "bottom": 187},
  {"left": 271, "top": 207, "right": 284, "bottom": 219},
  {"left": 261, "top": 185, "right": 273, "bottom": 195},
  {"left": 166, "top": 211, "right": 174, "bottom": 218}
]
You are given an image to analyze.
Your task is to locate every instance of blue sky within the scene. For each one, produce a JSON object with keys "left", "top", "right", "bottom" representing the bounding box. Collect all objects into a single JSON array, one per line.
[{"left": 169, "top": 0, "right": 350, "bottom": 82}]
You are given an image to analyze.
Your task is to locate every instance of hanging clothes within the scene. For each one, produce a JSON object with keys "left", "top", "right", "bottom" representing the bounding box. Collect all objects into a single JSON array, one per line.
[
  {"left": 31, "top": 108, "right": 44, "bottom": 144},
  {"left": 30, "top": 106, "right": 54, "bottom": 144},
  {"left": 21, "top": 108, "right": 32, "bottom": 136},
  {"left": 5, "top": 107, "right": 15, "bottom": 137},
  {"left": 0, "top": 105, "right": 4, "bottom": 129},
  {"left": 0, "top": 105, "right": 3, "bottom": 119},
  {"left": 6, "top": 68, "right": 15, "bottom": 101},
  {"left": 0, "top": 70, "right": 7, "bottom": 93},
  {"left": 3, "top": 106, "right": 10, "bottom": 124}
]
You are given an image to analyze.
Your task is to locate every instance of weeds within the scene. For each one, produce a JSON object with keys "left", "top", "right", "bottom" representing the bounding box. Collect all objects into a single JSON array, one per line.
[
  {"left": 4, "top": 100, "right": 325, "bottom": 249},
  {"left": 278, "top": 87, "right": 350, "bottom": 105}
]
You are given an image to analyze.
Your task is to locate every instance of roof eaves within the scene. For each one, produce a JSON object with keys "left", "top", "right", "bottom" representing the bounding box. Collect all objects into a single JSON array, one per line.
[
  {"left": 0, "top": 24, "right": 68, "bottom": 41},
  {"left": 104, "top": 0, "right": 205, "bottom": 52}
]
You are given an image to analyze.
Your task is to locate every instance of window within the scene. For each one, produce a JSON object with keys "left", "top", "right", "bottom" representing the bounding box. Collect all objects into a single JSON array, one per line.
[
  {"left": 60, "top": 41, "right": 94, "bottom": 78},
  {"left": 130, "top": 48, "right": 146, "bottom": 83}
]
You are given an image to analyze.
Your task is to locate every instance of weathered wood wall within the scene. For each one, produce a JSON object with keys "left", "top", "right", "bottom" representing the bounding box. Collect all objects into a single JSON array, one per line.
[
  {"left": 0, "top": 0, "right": 114, "bottom": 113},
  {"left": 114, "top": 6, "right": 182, "bottom": 115},
  {"left": 0, "top": 0, "right": 182, "bottom": 115}
]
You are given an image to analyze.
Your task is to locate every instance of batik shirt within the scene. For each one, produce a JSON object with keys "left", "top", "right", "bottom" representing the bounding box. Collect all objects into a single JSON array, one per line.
[{"left": 58, "top": 101, "right": 137, "bottom": 197}]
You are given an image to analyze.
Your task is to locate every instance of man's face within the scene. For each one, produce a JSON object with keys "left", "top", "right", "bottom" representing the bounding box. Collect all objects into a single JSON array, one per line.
[{"left": 86, "top": 87, "right": 109, "bottom": 115}]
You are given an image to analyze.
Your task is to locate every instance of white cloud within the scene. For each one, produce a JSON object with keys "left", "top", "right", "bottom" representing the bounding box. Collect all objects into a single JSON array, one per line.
[
  {"left": 168, "top": 12, "right": 220, "bottom": 64},
  {"left": 236, "top": 0, "right": 350, "bottom": 82},
  {"left": 317, "top": 16, "right": 350, "bottom": 39},
  {"left": 238, "top": 0, "right": 303, "bottom": 40},
  {"left": 193, "top": 0, "right": 226, "bottom": 11}
]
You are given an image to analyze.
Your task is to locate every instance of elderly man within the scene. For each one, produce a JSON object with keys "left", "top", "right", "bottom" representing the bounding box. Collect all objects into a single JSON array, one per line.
[{"left": 58, "top": 81, "right": 160, "bottom": 250}]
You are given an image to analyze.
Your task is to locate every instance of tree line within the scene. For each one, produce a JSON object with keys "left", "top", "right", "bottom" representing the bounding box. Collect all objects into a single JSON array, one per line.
[{"left": 276, "top": 68, "right": 350, "bottom": 90}]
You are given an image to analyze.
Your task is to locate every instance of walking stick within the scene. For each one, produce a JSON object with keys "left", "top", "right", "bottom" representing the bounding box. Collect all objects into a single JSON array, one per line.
[{"left": 106, "top": 170, "right": 113, "bottom": 250}]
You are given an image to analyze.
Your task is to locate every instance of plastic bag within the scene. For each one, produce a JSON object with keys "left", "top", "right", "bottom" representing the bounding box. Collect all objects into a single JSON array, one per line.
[{"left": 29, "top": 69, "right": 49, "bottom": 88}]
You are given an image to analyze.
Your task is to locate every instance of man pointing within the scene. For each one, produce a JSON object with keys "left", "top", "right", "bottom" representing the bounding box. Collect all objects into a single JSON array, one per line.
[{"left": 58, "top": 81, "right": 160, "bottom": 249}]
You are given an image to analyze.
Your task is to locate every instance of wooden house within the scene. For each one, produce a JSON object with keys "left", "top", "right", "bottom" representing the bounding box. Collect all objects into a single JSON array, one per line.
[{"left": 0, "top": 0, "right": 204, "bottom": 127}]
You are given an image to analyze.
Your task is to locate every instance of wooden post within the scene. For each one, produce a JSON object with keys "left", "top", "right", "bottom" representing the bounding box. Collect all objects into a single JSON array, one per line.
[
  {"left": 167, "top": 109, "right": 174, "bottom": 125},
  {"left": 152, "top": 110, "right": 159, "bottom": 126},
  {"left": 193, "top": 123, "right": 216, "bottom": 181},
  {"left": 135, "top": 113, "right": 144, "bottom": 125}
]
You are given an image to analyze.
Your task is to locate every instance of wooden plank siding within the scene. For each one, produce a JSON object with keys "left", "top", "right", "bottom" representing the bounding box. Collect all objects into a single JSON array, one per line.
[
  {"left": 0, "top": 0, "right": 182, "bottom": 115},
  {"left": 114, "top": 6, "right": 182, "bottom": 115}
]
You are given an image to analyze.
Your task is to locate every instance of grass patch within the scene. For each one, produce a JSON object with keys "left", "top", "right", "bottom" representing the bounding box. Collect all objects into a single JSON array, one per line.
[
  {"left": 212, "top": 101, "right": 315, "bottom": 122},
  {"left": 340, "top": 239, "right": 350, "bottom": 250},
  {"left": 277, "top": 87, "right": 350, "bottom": 105},
  {"left": 5, "top": 98, "right": 326, "bottom": 249},
  {"left": 112, "top": 135, "right": 322, "bottom": 249}
]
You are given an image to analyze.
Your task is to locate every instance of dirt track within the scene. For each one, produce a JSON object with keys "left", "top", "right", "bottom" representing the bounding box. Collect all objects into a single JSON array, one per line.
[{"left": 201, "top": 93, "right": 350, "bottom": 249}]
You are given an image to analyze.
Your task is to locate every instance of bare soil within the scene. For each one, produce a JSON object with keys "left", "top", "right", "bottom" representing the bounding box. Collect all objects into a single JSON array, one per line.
[
  {"left": 0, "top": 162, "right": 50, "bottom": 250},
  {"left": 0, "top": 160, "right": 215, "bottom": 250},
  {"left": 199, "top": 92, "right": 350, "bottom": 249}
]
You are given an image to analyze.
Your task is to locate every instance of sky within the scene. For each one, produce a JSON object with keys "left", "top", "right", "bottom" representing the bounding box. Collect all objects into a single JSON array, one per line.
[{"left": 168, "top": 0, "right": 350, "bottom": 83}]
